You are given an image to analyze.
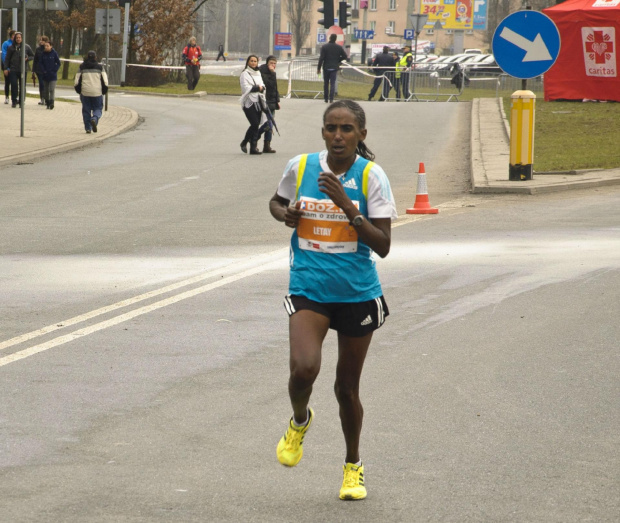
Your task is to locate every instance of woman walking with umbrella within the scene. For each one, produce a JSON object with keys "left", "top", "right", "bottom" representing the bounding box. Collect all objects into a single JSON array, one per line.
[{"left": 239, "top": 54, "right": 268, "bottom": 155}]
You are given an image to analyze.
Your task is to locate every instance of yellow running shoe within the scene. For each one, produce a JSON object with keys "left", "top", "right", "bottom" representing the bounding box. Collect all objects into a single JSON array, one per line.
[
  {"left": 339, "top": 462, "right": 367, "bottom": 500},
  {"left": 276, "top": 408, "right": 314, "bottom": 467}
]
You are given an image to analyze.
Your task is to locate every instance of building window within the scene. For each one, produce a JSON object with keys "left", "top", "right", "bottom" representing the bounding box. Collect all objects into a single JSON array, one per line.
[
  {"left": 370, "top": 0, "right": 377, "bottom": 10},
  {"left": 466, "top": 29, "right": 474, "bottom": 35},
  {"left": 389, "top": 0, "right": 396, "bottom": 9},
  {"left": 370, "top": 20, "right": 376, "bottom": 31},
  {"left": 352, "top": 0, "right": 359, "bottom": 8},
  {"left": 286, "top": 22, "right": 291, "bottom": 33},
  {"left": 446, "top": 29, "right": 453, "bottom": 34},
  {"left": 426, "top": 29, "right": 434, "bottom": 35},
  {"left": 387, "top": 21, "right": 396, "bottom": 34},
  {"left": 304, "top": 0, "right": 311, "bottom": 10}
]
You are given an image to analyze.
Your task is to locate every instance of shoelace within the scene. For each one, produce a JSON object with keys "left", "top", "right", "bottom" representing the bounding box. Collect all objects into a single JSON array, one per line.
[
  {"left": 343, "top": 467, "right": 360, "bottom": 487},
  {"left": 284, "top": 426, "right": 304, "bottom": 451}
]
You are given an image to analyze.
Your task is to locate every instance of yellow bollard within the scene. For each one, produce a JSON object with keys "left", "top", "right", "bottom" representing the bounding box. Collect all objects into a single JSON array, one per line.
[{"left": 509, "top": 90, "right": 536, "bottom": 181}]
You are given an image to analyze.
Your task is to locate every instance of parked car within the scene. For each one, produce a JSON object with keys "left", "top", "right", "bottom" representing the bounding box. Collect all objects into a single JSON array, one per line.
[
  {"left": 466, "top": 54, "right": 503, "bottom": 76},
  {"left": 431, "top": 54, "right": 478, "bottom": 76},
  {"left": 413, "top": 55, "right": 439, "bottom": 70}
]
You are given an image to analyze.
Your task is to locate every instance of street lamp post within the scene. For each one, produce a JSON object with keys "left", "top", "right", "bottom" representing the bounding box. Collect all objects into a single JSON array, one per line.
[{"left": 409, "top": 13, "right": 428, "bottom": 98}]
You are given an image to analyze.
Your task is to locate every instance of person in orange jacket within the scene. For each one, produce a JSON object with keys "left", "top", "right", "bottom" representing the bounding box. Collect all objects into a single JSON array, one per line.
[{"left": 182, "top": 36, "right": 202, "bottom": 91}]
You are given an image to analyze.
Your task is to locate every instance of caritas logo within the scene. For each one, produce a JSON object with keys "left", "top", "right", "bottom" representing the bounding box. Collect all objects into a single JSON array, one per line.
[{"left": 582, "top": 27, "right": 616, "bottom": 77}]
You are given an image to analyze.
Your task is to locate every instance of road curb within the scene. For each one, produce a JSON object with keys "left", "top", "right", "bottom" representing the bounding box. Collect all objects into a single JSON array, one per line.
[
  {"left": 0, "top": 105, "right": 140, "bottom": 168},
  {"left": 470, "top": 97, "right": 620, "bottom": 195}
]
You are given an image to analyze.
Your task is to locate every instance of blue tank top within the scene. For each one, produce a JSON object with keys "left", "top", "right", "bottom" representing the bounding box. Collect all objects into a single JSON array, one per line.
[{"left": 289, "top": 153, "right": 383, "bottom": 303}]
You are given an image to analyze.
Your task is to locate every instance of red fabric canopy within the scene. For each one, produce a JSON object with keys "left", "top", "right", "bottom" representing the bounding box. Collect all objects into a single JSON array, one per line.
[{"left": 543, "top": 0, "right": 620, "bottom": 102}]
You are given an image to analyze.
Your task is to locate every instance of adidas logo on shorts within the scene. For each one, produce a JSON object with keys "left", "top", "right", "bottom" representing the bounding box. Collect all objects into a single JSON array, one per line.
[{"left": 360, "top": 315, "right": 372, "bottom": 326}]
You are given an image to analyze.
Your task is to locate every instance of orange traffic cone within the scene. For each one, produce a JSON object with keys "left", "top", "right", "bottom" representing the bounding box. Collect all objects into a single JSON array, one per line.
[{"left": 406, "top": 162, "right": 439, "bottom": 214}]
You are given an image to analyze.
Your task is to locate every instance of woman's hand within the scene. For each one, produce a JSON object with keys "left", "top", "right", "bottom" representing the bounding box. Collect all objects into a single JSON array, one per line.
[
  {"left": 318, "top": 171, "right": 351, "bottom": 212},
  {"left": 270, "top": 193, "right": 303, "bottom": 229},
  {"left": 283, "top": 201, "right": 303, "bottom": 229}
]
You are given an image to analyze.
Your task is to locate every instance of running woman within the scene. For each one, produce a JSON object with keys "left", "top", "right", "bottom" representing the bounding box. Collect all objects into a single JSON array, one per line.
[{"left": 269, "top": 100, "right": 397, "bottom": 500}]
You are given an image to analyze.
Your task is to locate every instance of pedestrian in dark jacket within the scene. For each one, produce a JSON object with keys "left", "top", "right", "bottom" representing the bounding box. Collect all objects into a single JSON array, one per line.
[
  {"left": 39, "top": 40, "right": 60, "bottom": 109},
  {"left": 258, "top": 55, "right": 280, "bottom": 154},
  {"left": 317, "top": 34, "right": 348, "bottom": 104},
  {"left": 368, "top": 46, "right": 396, "bottom": 101},
  {"left": 216, "top": 43, "right": 226, "bottom": 61},
  {"left": 3, "top": 31, "right": 34, "bottom": 108},
  {"left": 32, "top": 35, "right": 49, "bottom": 105}
]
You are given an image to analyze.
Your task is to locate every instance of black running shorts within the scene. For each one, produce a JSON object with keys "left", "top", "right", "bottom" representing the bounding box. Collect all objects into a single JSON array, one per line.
[{"left": 283, "top": 294, "right": 389, "bottom": 338}]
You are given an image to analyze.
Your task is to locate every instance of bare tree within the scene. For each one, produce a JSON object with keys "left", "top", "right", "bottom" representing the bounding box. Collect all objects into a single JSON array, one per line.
[
  {"left": 485, "top": 0, "right": 514, "bottom": 47},
  {"left": 285, "top": 0, "right": 311, "bottom": 56}
]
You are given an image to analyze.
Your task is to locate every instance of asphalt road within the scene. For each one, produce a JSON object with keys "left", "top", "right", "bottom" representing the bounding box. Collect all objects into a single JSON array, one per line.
[{"left": 1, "top": 94, "right": 618, "bottom": 522}]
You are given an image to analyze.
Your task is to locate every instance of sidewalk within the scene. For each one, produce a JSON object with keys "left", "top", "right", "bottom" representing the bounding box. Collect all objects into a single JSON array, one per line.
[
  {"left": 471, "top": 97, "right": 620, "bottom": 194},
  {"left": 0, "top": 97, "right": 138, "bottom": 168}
]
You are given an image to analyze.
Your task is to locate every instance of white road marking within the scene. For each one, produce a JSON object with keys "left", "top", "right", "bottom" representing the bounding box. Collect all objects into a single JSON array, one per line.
[
  {"left": 0, "top": 248, "right": 288, "bottom": 354},
  {"left": 0, "top": 210, "right": 450, "bottom": 367},
  {"left": 0, "top": 255, "right": 287, "bottom": 368}
]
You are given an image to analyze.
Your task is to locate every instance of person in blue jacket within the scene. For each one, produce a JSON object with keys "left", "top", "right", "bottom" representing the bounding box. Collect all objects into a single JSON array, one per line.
[
  {"left": 39, "top": 40, "right": 60, "bottom": 109},
  {"left": 2, "top": 30, "right": 16, "bottom": 104},
  {"left": 269, "top": 100, "right": 397, "bottom": 501}
]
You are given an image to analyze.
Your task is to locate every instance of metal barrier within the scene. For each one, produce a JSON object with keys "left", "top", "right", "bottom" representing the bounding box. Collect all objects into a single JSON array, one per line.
[
  {"left": 284, "top": 59, "right": 557, "bottom": 102},
  {"left": 101, "top": 58, "right": 123, "bottom": 86},
  {"left": 286, "top": 59, "right": 323, "bottom": 99},
  {"left": 464, "top": 73, "right": 544, "bottom": 98}
]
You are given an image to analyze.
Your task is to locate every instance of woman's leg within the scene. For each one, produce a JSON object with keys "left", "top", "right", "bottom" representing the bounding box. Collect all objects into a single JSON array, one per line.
[
  {"left": 288, "top": 310, "right": 330, "bottom": 423},
  {"left": 243, "top": 105, "right": 263, "bottom": 154},
  {"left": 334, "top": 332, "right": 373, "bottom": 464},
  {"left": 9, "top": 71, "right": 19, "bottom": 104},
  {"left": 37, "top": 73, "right": 45, "bottom": 102},
  {"left": 48, "top": 80, "right": 57, "bottom": 108}
]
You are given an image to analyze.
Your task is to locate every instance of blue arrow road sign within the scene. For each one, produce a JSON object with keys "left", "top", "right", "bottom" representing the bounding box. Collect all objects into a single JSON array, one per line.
[
  {"left": 404, "top": 29, "right": 414, "bottom": 40},
  {"left": 492, "top": 10, "right": 561, "bottom": 79},
  {"left": 354, "top": 29, "right": 375, "bottom": 40}
]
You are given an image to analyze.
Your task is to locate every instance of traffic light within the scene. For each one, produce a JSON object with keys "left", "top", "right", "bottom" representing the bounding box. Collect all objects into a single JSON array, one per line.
[
  {"left": 338, "top": 1, "right": 351, "bottom": 29},
  {"left": 318, "top": 0, "right": 335, "bottom": 29}
]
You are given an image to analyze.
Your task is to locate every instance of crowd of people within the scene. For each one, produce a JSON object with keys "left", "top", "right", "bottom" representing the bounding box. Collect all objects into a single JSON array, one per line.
[
  {"left": 368, "top": 44, "right": 413, "bottom": 101},
  {"left": 2, "top": 27, "right": 108, "bottom": 135}
]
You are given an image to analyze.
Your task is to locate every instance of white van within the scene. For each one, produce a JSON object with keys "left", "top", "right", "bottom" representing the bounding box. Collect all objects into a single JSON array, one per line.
[{"left": 464, "top": 48, "right": 483, "bottom": 54}]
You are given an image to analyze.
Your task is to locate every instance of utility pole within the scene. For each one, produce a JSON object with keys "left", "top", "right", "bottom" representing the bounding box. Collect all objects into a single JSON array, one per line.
[
  {"left": 269, "top": 0, "right": 275, "bottom": 56},
  {"left": 121, "top": 0, "right": 130, "bottom": 86},
  {"left": 361, "top": 1, "right": 368, "bottom": 64},
  {"left": 224, "top": 0, "right": 229, "bottom": 58},
  {"left": 105, "top": 0, "right": 110, "bottom": 111}
]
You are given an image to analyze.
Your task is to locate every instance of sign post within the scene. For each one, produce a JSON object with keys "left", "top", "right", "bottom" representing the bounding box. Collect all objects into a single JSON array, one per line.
[
  {"left": 409, "top": 13, "right": 428, "bottom": 98},
  {"left": 492, "top": 10, "right": 561, "bottom": 181}
]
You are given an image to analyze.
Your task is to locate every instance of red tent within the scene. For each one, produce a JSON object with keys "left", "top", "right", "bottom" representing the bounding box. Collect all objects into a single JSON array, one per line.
[{"left": 543, "top": 0, "right": 620, "bottom": 102}]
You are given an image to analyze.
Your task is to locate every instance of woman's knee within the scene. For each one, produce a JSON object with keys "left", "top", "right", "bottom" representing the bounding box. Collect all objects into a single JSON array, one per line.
[
  {"left": 290, "top": 361, "right": 320, "bottom": 389},
  {"left": 334, "top": 380, "right": 359, "bottom": 405}
]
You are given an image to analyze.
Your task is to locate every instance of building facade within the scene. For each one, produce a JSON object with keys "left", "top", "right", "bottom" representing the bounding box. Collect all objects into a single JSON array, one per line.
[{"left": 279, "top": 0, "right": 488, "bottom": 60}]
